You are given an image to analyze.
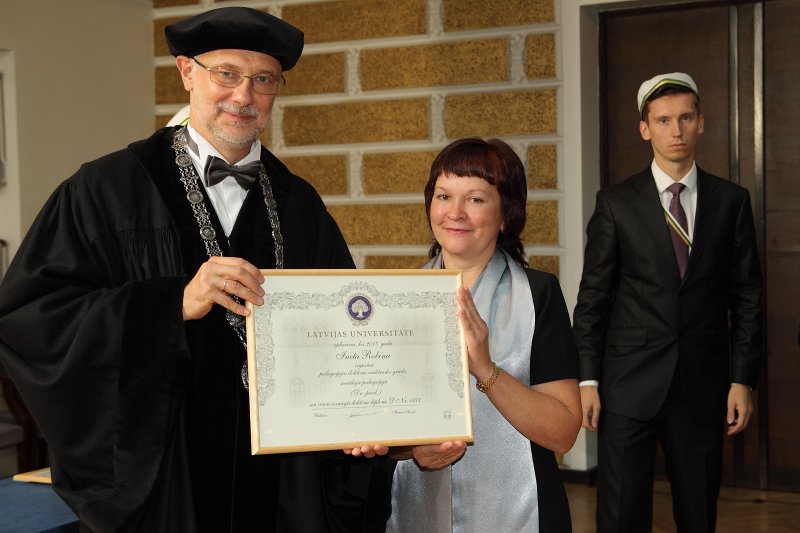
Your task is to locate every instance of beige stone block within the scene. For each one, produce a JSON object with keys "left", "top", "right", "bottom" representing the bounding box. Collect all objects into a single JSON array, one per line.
[
  {"left": 525, "top": 33, "right": 557, "bottom": 80},
  {"left": 527, "top": 145, "right": 558, "bottom": 189},
  {"left": 155, "top": 66, "right": 188, "bottom": 105},
  {"left": 331, "top": 201, "right": 556, "bottom": 246},
  {"left": 155, "top": 115, "right": 172, "bottom": 130},
  {"left": 260, "top": 130, "right": 271, "bottom": 147},
  {"left": 283, "top": 53, "right": 346, "bottom": 96},
  {"left": 445, "top": 89, "right": 557, "bottom": 138},
  {"left": 364, "top": 255, "right": 430, "bottom": 269},
  {"left": 444, "top": 0, "right": 555, "bottom": 31},
  {"left": 528, "top": 255, "right": 560, "bottom": 277},
  {"left": 522, "top": 200, "right": 558, "bottom": 245},
  {"left": 361, "top": 40, "right": 508, "bottom": 91},
  {"left": 153, "top": 17, "right": 183, "bottom": 58},
  {"left": 362, "top": 151, "right": 438, "bottom": 195},
  {"left": 327, "top": 204, "right": 429, "bottom": 245},
  {"left": 284, "top": 99, "right": 430, "bottom": 146},
  {"left": 282, "top": 0, "right": 426, "bottom": 44},
  {"left": 281, "top": 155, "right": 348, "bottom": 196},
  {"left": 153, "top": 0, "right": 198, "bottom": 8}
]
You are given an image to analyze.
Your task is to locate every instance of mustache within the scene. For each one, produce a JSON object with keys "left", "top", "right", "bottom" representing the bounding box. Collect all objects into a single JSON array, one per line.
[{"left": 216, "top": 102, "right": 259, "bottom": 118}]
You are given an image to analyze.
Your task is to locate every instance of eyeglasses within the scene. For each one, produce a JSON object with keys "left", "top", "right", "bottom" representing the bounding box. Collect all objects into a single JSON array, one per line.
[{"left": 192, "top": 58, "right": 286, "bottom": 95}]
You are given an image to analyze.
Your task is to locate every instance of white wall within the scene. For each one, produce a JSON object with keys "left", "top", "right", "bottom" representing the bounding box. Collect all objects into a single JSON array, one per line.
[{"left": 0, "top": 0, "right": 152, "bottom": 257}]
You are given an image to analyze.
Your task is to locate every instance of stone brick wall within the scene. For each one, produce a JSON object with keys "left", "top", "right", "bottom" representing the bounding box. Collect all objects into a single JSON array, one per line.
[{"left": 153, "top": 0, "right": 561, "bottom": 274}]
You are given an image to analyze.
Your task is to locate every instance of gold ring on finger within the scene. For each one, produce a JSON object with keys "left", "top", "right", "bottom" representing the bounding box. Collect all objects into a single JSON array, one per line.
[{"left": 222, "top": 279, "right": 229, "bottom": 292}]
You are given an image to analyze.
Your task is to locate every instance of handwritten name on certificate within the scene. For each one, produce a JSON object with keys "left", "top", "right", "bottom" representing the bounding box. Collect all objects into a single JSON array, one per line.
[{"left": 245, "top": 269, "right": 473, "bottom": 454}]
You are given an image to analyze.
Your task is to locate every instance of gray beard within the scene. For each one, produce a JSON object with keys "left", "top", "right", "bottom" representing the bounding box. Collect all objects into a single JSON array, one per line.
[
  {"left": 199, "top": 103, "right": 266, "bottom": 147},
  {"left": 210, "top": 123, "right": 261, "bottom": 146}
]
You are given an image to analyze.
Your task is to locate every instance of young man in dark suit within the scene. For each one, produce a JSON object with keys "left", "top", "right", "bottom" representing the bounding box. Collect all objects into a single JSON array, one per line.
[{"left": 573, "top": 73, "right": 763, "bottom": 532}]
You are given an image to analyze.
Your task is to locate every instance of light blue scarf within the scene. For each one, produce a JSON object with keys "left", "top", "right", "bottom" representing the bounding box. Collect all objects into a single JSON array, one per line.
[{"left": 388, "top": 248, "right": 540, "bottom": 532}]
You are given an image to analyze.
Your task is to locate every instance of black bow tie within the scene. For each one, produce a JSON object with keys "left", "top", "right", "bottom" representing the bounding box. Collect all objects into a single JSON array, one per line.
[{"left": 204, "top": 156, "right": 262, "bottom": 190}]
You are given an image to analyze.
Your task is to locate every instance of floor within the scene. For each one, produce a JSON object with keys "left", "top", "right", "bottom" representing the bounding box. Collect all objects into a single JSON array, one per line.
[{"left": 566, "top": 480, "right": 800, "bottom": 532}]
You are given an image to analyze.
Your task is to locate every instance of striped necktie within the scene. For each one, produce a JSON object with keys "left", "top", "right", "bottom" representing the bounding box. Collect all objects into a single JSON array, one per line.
[{"left": 666, "top": 182, "right": 689, "bottom": 278}]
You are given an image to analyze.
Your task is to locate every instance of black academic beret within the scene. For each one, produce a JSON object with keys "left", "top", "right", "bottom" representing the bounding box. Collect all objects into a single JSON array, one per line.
[{"left": 164, "top": 7, "right": 304, "bottom": 71}]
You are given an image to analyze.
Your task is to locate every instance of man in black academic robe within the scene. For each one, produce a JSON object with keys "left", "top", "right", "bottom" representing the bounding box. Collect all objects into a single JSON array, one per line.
[{"left": 0, "top": 7, "right": 393, "bottom": 533}]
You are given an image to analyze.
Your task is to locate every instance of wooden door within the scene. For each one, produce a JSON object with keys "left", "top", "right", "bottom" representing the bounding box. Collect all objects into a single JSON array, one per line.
[
  {"left": 762, "top": 0, "right": 800, "bottom": 492},
  {"left": 599, "top": 0, "right": 799, "bottom": 491}
]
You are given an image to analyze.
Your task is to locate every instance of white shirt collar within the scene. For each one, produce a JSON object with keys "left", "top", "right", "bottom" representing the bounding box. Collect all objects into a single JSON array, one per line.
[{"left": 651, "top": 160, "right": 698, "bottom": 194}]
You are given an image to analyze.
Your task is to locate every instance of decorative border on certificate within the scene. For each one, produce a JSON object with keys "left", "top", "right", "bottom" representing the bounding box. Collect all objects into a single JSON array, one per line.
[{"left": 245, "top": 269, "right": 473, "bottom": 454}]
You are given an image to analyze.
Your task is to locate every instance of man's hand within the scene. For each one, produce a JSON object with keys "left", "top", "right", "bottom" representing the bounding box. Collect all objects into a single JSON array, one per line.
[
  {"left": 182, "top": 256, "right": 265, "bottom": 320},
  {"left": 343, "top": 445, "right": 390, "bottom": 458},
  {"left": 580, "top": 386, "right": 601, "bottom": 432},
  {"left": 411, "top": 441, "right": 467, "bottom": 469},
  {"left": 726, "top": 383, "right": 754, "bottom": 436}
]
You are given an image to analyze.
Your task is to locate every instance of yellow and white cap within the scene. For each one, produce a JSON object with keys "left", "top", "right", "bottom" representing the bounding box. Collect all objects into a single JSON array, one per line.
[{"left": 637, "top": 72, "right": 698, "bottom": 114}]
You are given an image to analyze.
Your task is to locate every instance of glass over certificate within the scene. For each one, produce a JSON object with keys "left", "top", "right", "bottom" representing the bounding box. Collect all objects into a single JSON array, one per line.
[{"left": 245, "top": 269, "right": 473, "bottom": 454}]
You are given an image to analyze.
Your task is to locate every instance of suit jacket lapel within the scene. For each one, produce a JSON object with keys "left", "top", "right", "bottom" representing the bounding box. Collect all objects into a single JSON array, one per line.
[
  {"left": 629, "top": 169, "right": 683, "bottom": 283},
  {"left": 683, "top": 168, "right": 720, "bottom": 281}
]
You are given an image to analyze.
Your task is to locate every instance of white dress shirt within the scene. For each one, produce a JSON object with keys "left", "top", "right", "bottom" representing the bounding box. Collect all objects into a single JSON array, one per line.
[{"left": 184, "top": 125, "right": 261, "bottom": 238}]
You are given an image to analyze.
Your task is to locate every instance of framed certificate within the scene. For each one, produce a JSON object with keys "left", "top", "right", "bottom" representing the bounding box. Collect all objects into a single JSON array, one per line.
[{"left": 245, "top": 269, "right": 473, "bottom": 454}]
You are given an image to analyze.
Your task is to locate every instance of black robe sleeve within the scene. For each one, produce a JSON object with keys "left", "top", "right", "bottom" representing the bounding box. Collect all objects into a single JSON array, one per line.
[{"left": 0, "top": 160, "right": 192, "bottom": 531}]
